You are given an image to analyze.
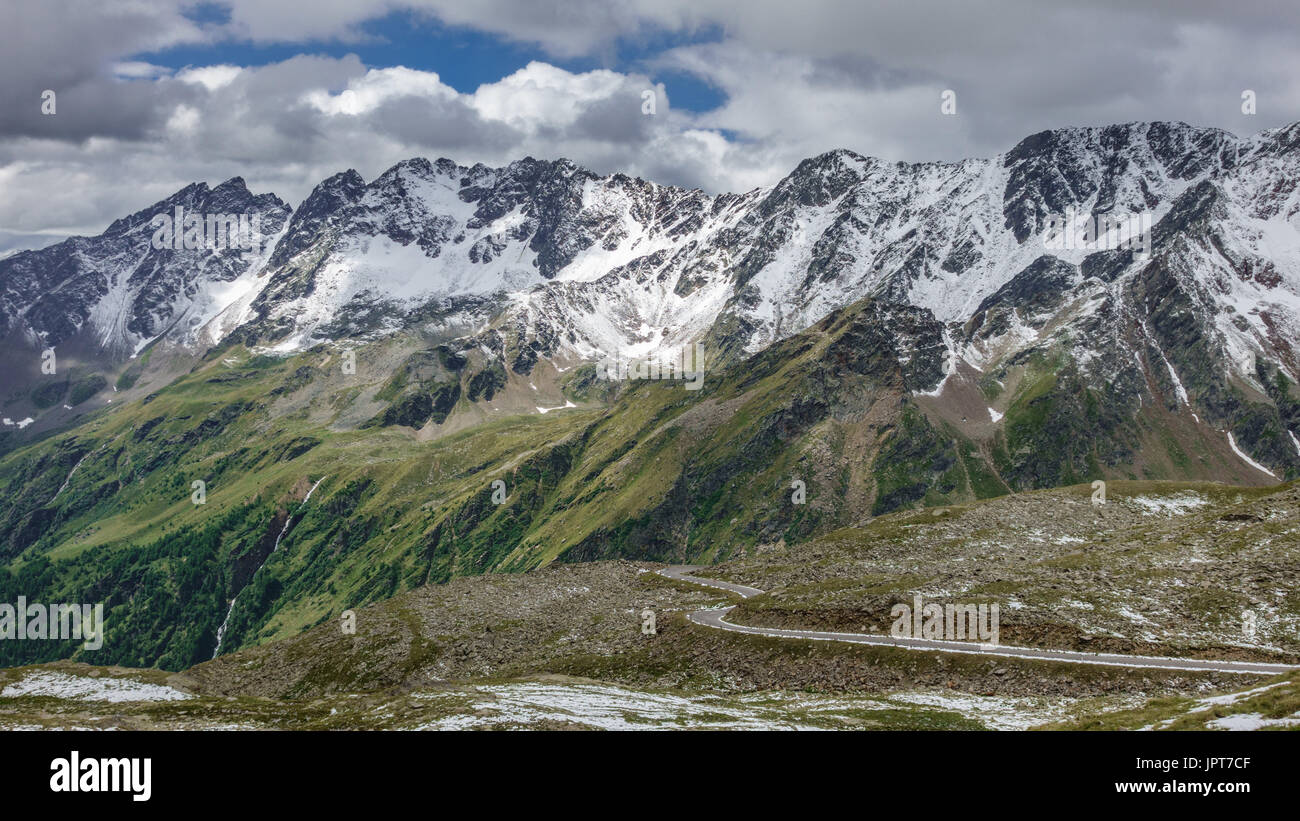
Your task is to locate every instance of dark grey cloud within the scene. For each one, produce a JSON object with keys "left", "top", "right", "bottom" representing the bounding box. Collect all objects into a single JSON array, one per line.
[{"left": 0, "top": 0, "right": 204, "bottom": 141}]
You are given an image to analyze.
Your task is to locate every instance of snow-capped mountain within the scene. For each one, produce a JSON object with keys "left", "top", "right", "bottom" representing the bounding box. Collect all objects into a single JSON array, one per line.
[
  {"left": 213, "top": 155, "right": 756, "bottom": 364},
  {"left": 3, "top": 120, "right": 1299, "bottom": 473},
  {"left": 0, "top": 178, "right": 289, "bottom": 359},
  {"left": 497, "top": 121, "right": 1300, "bottom": 388},
  {"left": 213, "top": 120, "right": 1299, "bottom": 404}
]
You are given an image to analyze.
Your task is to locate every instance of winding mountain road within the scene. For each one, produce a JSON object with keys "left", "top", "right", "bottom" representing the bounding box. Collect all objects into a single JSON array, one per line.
[{"left": 658, "top": 566, "right": 1300, "bottom": 676}]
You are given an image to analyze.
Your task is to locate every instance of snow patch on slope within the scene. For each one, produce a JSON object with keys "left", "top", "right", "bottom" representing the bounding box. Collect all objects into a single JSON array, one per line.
[
  {"left": 1226, "top": 431, "right": 1278, "bottom": 479},
  {"left": 2, "top": 671, "right": 191, "bottom": 702}
]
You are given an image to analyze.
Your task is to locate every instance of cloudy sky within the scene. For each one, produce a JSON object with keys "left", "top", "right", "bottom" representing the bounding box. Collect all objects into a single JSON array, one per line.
[{"left": 2, "top": 0, "right": 1298, "bottom": 253}]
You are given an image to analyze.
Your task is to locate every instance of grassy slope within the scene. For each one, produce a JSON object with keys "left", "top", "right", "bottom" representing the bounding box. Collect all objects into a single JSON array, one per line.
[
  {"left": 0, "top": 294, "right": 1295, "bottom": 670},
  {"left": 715, "top": 479, "right": 1300, "bottom": 661},
  {"left": 1050, "top": 671, "right": 1300, "bottom": 730},
  {"left": 4, "top": 484, "right": 1296, "bottom": 730}
]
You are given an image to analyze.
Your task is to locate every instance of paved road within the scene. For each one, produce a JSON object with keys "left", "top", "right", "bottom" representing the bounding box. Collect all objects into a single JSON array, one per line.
[{"left": 658, "top": 566, "right": 1300, "bottom": 676}]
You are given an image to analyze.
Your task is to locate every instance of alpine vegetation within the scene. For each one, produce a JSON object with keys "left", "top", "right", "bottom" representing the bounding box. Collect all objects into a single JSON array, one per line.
[{"left": 0, "top": 599, "right": 104, "bottom": 650}]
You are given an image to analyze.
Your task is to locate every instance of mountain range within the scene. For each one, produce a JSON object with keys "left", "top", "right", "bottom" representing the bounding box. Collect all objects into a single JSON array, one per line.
[{"left": 1, "top": 119, "right": 1298, "bottom": 669}]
